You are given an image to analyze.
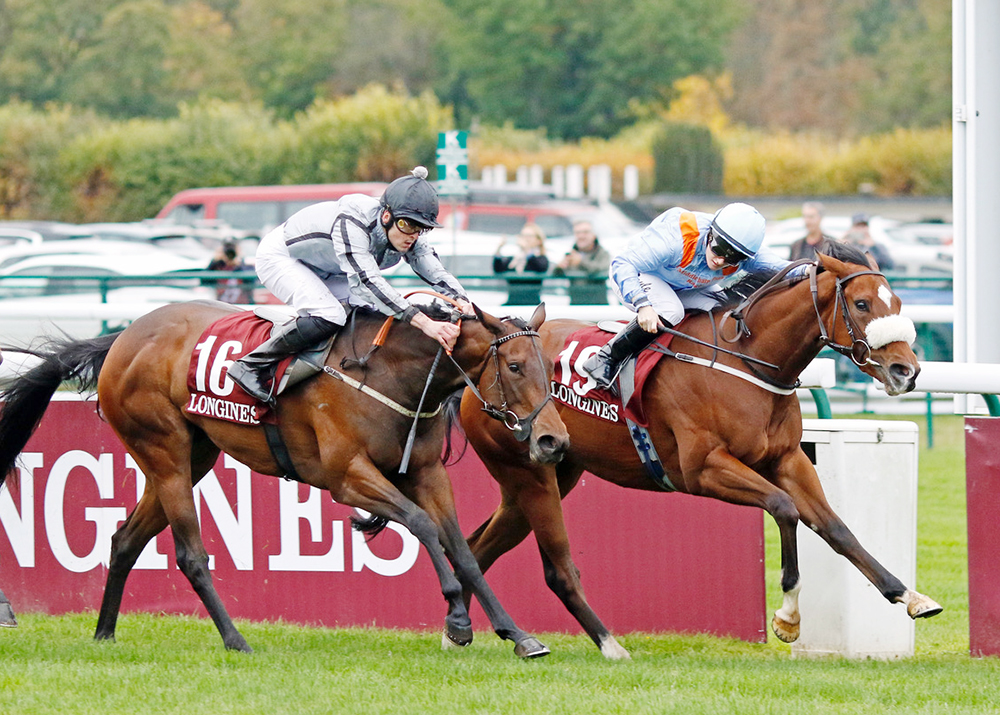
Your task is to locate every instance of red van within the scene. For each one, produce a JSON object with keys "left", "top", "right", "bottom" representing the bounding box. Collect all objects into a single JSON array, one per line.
[{"left": 156, "top": 183, "right": 388, "bottom": 236}]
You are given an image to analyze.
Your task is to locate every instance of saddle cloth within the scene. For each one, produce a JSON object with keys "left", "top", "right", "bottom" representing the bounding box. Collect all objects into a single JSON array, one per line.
[
  {"left": 185, "top": 311, "right": 300, "bottom": 426},
  {"left": 552, "top": 322, "right": 677, "bottom": 428}
]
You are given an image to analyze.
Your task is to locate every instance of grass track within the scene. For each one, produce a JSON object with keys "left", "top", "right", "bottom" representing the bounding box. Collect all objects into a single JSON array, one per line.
[{"left": 3, "top": 415, "right": 999, "bottom": 714}]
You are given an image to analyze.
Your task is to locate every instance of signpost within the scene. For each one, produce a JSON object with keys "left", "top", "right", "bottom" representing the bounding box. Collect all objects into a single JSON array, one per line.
[{"left": 436, "top": 131, "right": 469, "bottom": 273}]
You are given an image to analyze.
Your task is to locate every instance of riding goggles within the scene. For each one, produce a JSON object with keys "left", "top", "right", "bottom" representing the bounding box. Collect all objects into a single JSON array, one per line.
[
  {"left": 708, "top": 229, "right": 751, "bottom": 265},
  {"left": 395, "top": 217, "right": 432, "bottom": 236}
]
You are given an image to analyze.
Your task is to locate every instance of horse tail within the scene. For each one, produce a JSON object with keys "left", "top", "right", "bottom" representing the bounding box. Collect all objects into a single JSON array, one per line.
[
  {"left": 0, "top": 332, "right": 122, "bottom": 489},
  {"left": 350, "top": 513, "right": 390, "bottom": 540},
  {"left": 441, "top": 388, "right": 469, "bottom": 466}
]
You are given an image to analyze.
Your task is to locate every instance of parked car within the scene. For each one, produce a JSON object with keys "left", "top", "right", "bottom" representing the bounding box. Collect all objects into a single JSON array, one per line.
[
  {"left": 75, "top": 222, "right": 220, "bottom": 262},
  {"left": 155, "top": 182, "right": 389, "bottom": 236},
  {"left": 0, "top": 246, "right": 211, "bottom": 299},
  {"left": 0, "top": 220, "right": 94, "bottom": 242},
  {"left": 763, "top": 215, "right": 952, "bottom": 276}
]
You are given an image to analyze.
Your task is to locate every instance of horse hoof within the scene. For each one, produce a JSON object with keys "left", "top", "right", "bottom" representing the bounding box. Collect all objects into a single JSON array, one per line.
[
  {"left": 771, "top": 614, "right": 800, "bottom": 643},
  {"left": 445, "top": 625, "right": 473, "bottom": 648},
  {"left": 598, "top": 635, "right": 631, "bottom": 660},
  {"left": 513, "top": 636, "right": 550, "bottom": 659},
  {"left": 224, "top": 636, "right": 253, "bottom": 653},
  {"left": 901, "top": 589, "right": 944, "bottom": 619},
  {"left": 442, "top": 630, "right": 471, "bottom": 650},
  {"left": 0, "top": 603, "right": 16, "bottom": 628}
]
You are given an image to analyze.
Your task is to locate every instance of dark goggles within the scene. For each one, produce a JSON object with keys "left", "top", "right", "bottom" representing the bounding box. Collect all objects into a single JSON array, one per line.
[
  {"left": 395, "top": 217, "right": 431, "bottom": 236},
  {"left": 708, "top": 229, "right": 750, "bottom": 265}
]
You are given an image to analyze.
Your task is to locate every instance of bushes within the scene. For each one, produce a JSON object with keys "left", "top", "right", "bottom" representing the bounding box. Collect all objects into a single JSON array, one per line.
[
  {"left": 0, "top": 92, "right": 953, "bottom": 223},
  {"left": 0, "top": 86, "right": 451, "bottom": 222},
  {"left": 722, "top": 126, "right": 951, "bottom": 196},
  {"left": 652, "top": 122, "right": 723, "bottom": 193}
]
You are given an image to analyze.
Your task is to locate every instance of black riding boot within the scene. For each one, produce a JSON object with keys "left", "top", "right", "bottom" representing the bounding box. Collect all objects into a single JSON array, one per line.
[
  {"left": 227, "top": 315, "right": 339, "bottom": 404},
  {"left": 582, "top": 317, "right": 663, "bottom": 391}
]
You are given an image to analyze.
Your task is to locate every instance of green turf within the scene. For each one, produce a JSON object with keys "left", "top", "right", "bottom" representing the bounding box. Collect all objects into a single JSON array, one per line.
[{"left": 3, "top": 414, "right": 998, "bottom": 715}]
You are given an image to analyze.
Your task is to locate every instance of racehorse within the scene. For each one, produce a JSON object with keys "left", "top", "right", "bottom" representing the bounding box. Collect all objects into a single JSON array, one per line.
[
  {"left": 0, "top": 299, "right": 568, "bottom": 657},
  {"left": 453, "top": 244, "right": 943, "bottom": 659}
]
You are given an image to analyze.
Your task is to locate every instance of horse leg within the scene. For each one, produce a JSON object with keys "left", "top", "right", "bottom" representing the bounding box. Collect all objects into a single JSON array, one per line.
[
  {"left": 336, "top": 459, "right": 547, "bottom": 658},
  {"left": 406, "top": 462, "right": 549, "bottom": 658},
  {"left": 95, "top": 437, "right": 220, "bottom": 642},
  {"left": 776, "top": 450, "right": 942, "bottom": 621},
  {"left": 158, "top": 476, "right": 252, "bottom": 652},
  {"left": 466, "top": 460, "right": 630, "bottom": 659},
  {"left": 0, "top": 587, "right": 15, "bottom": 627},
  {"left": 682, "top": 447, "right": 807, "bottom": 642}
]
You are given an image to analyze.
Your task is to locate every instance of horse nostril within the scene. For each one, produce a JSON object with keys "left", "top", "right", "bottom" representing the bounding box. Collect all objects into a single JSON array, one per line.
[
  {"left": 890, "top": 363, "right": 913, "bottom": 380},
  {"left": 536, "top": 434, "right": 568, "bottom": 461}
]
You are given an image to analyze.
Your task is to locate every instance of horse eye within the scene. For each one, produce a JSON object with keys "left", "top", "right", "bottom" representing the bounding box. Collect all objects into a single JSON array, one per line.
[
  {"left": 854, "top": 300, "right": 870, "bottom": 312},
  {"left": 508, "top": 362, "right": 522, "bottom": 374}
]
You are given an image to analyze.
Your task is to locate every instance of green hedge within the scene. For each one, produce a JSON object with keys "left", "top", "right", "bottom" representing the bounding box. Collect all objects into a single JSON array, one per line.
[
  {"left": 0, "top": 86, "right": 451, "bottom": 223},
  {"left": 652, "top": 122, "right": 723, "bottom": 193}
]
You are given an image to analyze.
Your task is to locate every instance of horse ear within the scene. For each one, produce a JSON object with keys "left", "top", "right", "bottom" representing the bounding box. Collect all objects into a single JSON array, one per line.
[
  {"left": 527, "top": 302, "right": 546, "bottom": 331},
  {"left": 473, "top": 304, "right": 505, "bottom": 337},
  {"left": 865, "top": 252, "right": 880, "bottom": 271}
]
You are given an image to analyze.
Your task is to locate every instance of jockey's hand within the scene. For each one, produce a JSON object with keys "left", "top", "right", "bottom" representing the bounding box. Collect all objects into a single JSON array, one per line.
[
  {"left": 455, "top": 298, "right": 473, "bottom": 317},
  {"left": 411, "top": 312, "right": 461, "bottom": 351},
  {"left": 637, "top": 306, "right": 661, "bottom": 333}
]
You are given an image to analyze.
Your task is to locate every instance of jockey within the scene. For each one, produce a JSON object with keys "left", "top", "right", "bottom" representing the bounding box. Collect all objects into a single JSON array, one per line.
[
  {"left": 227, "top": 166, "right": 470, "bottom": 404},
  {"left": 583, "top": 202, "right": 802, "bottom": 390}
]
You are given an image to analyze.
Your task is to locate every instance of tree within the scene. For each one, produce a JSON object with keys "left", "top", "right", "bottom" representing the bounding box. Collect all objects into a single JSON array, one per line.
[{"left": 438, "top": 0, "right": 739, "bottom": 140}]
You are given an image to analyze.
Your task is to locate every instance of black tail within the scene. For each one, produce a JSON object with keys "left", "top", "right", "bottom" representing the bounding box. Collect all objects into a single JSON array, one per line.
[
  {"left": 350, "top": 513, "right": 390, "bottom": 540},
  {"left": 442, "top": 389, "right": 469, "bottom": 466},
  {"left": 0, "top": 332, "right": 121, "bottom": 489}
]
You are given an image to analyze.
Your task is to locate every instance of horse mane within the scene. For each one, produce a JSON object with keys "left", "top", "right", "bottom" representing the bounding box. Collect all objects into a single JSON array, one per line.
[{"left": 712, "top": 241, "right": 876, "bottom": 309}]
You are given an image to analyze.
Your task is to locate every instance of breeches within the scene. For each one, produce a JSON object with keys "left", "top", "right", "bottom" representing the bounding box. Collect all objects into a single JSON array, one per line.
[
  {"left": 612, "top": 272, "right": 721, "bottom": 324},
  {"left": 255, "top": 226, "right": 348, "bottom": 325}
]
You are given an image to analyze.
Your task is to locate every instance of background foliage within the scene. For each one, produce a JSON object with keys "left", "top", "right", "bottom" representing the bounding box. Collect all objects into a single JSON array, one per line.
[{"left": 0, "top": 0, "right": 953, "bottom": 219}]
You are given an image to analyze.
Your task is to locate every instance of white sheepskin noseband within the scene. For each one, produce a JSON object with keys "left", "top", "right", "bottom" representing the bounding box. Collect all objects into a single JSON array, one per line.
[{"left": 865, "top": 314, "right": 917, "bottom": 350}]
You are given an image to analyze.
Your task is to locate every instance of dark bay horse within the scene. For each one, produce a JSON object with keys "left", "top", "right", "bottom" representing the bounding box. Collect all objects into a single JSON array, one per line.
[
  {"left": 0, "top": 300, "right": 568, "bottom": 657},
  {"left": 454, "top": 245, "right": 942, "bottom": 659}
]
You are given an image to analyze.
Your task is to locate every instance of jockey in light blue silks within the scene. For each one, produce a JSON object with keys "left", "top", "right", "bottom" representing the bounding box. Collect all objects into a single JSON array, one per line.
[{"left": 583, "top": 202, "right": 804, "bottom": 390}]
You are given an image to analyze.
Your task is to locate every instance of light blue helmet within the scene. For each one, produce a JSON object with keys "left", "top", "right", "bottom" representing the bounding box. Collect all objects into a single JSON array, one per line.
[{"left": 710, "top": 203, "right": 766, "bottom": 259}]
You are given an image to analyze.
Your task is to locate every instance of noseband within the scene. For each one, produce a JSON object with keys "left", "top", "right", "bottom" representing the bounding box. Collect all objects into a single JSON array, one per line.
[
  {"left": 808, "top": 264, "right": 885, "bottom": 367},
  {"left": 449, "top": 325, "right": 551, "bottom": 442}
]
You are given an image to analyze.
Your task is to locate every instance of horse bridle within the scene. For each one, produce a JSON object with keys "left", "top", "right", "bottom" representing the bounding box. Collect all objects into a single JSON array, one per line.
[
  {"left": 807, "top": 263, "right": 886, "bottom": 367},
  {"left": 722, "top": 260, "right": 889, "bottom": 385},
  {"left": 447, "top": 323, "right": 551, "bottom": 443}
]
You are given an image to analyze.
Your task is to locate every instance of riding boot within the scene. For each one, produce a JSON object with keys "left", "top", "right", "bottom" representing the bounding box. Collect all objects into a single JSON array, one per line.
[
  {"left": 227, "top": 315, "right": 339, "bottom": 404},
  {"left": 582, "top": 317, "right": 664, "bottom": 391}
]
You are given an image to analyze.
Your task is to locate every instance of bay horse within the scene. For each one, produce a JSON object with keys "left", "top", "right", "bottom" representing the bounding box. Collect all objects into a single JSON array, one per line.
[
  {"left": 453, "top": 244, "right": 943, "bottom": 659},
  {"left": 0, "top": 300, "right": 568, "bottom": 657}
]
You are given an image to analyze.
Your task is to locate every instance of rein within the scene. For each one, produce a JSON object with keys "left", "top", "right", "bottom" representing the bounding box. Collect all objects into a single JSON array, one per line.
[{"left": 709, "top": 259, "right": 888, "bottom": 391}]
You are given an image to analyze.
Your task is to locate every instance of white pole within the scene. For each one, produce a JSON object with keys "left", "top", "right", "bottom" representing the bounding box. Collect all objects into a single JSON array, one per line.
[{"left": 623, "top": 165, "right": 640, "bottom": 201}]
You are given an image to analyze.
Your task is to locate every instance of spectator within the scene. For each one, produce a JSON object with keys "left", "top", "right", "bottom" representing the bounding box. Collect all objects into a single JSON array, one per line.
[
  {"left": 208, "top": 240, "right": 253, "bottom": 304},
  {"left": 788, "top": 201, "right": 836, "bottom": 261},
  {"left": 553, "top": 220, "right": 611, "bottom": 277},
  {"left": 494, "top": 222, "right": 549, "bottom": 274},
  {"left": 841, "top": 213, "right": 895, "bottom": 270}
]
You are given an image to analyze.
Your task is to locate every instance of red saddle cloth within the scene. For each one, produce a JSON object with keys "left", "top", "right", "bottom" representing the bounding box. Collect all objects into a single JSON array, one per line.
[
  {"left": 185, "top": 312, "right": 295, "bottom": 426},
  {"left": 552, "top": 323, "right": 676, "bottom": 428}
]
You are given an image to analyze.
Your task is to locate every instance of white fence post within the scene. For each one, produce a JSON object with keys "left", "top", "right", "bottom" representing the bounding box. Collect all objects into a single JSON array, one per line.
[
  {"left": 624, "top": 165, "right": 640, "bottom": 201},
  {"left": 566, "top": 164, "right": 585, "bottom": 199},
  {"left": 529, "top": 164, "right": 545, "bottom": 189},
  {"left": 551, "top": 166, "right": 565, "bottom": 197},
  {"left": 515, "top": 165, "right": 529, "bottom": 187}
]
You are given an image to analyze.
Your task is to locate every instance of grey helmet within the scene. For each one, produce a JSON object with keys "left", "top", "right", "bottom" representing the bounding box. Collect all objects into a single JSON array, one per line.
[{"left": 381, "top": 166, "right": 442, "bottom": 228}]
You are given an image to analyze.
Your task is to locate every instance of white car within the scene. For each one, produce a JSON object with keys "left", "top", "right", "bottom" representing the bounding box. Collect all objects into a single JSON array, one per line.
[
  {"left": 0, "top": 246, "right": 210, "bottom": 300},
  {"left": 763, "top": 215, "right": 952, "bottom": 276}
]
